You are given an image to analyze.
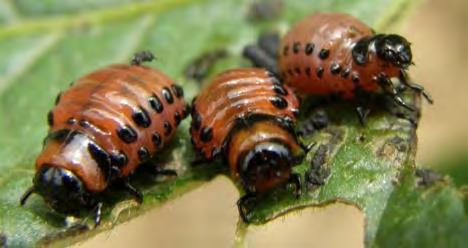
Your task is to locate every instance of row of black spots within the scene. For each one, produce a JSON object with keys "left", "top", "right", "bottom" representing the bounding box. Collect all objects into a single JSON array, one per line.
[{"left": 284, "top": 41, "right": 332, "bottom": 60}]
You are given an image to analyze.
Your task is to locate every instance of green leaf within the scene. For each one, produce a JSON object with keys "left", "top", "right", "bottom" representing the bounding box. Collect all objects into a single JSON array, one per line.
[{"left": 0, "top": 0, "right": 466, "bottom": 247}]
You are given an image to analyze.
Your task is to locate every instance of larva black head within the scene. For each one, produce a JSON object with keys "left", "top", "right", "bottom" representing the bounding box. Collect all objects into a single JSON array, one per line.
[
  {"left": 374, "top": 34, "right": 412, "bottom": 68},
  {"left": 238, "top": 141, "right": 295, "bottom": 193},
  {"left": 20, "top": 166, "right": 94, "bottom": 214}
]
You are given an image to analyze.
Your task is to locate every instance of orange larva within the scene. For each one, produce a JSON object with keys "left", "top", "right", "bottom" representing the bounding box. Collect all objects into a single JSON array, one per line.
[
  {"left": 20, "top": 52, "right": 188, "bottom": 225},
  {"left": 190, "top": 67, "right": 308, "bottom": 222},
  {"left": 244, "top": 12, "right": 432, "bottom": 123}
]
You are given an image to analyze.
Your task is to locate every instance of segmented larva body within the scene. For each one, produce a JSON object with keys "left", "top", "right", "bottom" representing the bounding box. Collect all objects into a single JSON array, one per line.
[
  {"left": 278, "top": 12, "right": 402, "bottom": 99},
  {"left": 41, "top": 64, "right": 187, "bottom": 192},
  {"left": 190, "top": 68, "right": 303, "bottom": 193}
]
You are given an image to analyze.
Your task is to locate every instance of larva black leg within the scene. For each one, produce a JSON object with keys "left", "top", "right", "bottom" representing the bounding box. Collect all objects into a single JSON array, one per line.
[
  {"left": 93, "top": 202, "right": 103, "bottom": 226},
  {"left": 237, "top": 193, "right": 256, "bottom": 223},
  {"left": 131, "top": 51, "right": 155, "bottom": 66},
  {"left": 299, "top": 141, "right": 316, "bottom": 154},
  {"left": 377, "top": 74, "right": 416, "bottom": 112},
  {"left": 122, "top": 181, "right": 143, "bottom": 204},
  {"left": 287, "top": 173, "right": 302, "bottom": 198},
  {"left": 355, "top": 106, "right": 371, "bottom": 126},
  {"left": 399, "top": 70, "right": 434, "bottom": 104},
  {"left": 19, "top": 186, "right": 35, "bottom": 206},
  {"left": 243, "top": 44, "right": 279, "bottom": 75},
  {"left": 258, "top": 32, "right": 280, "bottom": 58}
]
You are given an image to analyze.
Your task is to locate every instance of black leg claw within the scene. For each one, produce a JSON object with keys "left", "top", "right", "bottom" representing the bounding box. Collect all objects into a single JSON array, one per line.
[
  {"left": 93, "top": 202, "right": 103, "bottom": 226},
  {"left": 399, "top": 70, "right": 434, "bottom": 104},
  {"left": 288, "top": 173, "right": 302, "bottom": 198},
  {"left": 237, "top": 193, "right": 256, "bottom": 223},
  {"left": 123, "top": 181, "right": 143, "bottom": 204}
]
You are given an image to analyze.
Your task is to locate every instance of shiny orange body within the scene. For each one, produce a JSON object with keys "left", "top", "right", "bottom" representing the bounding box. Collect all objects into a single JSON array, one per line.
[
  {"left": 36, "top": 64, "right": 186, "bottom": 192},
  {"left": 278, "top": 12, "right": 400, "bottom": 99},
  {"left": 190, "top": 68, "right": 302, "bottom": 190}
]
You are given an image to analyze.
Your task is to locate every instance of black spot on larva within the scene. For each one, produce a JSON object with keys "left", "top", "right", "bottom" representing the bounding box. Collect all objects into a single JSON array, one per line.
[
  {"left": 293, "top": 42, "right": 301, "bottom": 54},
  {"left": 174, "top": 111, "right": 182, "bottom": 125},
  {"left": 132, "top": 106, "right": 151, "bottom": 128},
  {"left": 270, "top": 96, "right": 288, "bottom": 109},
  {"left": 318, "top": 49, "right": 330, "bottom": 60},
  {"left": 163, "top": 121, "right": 172, "bottom": 136},
  {"left": 88, "top": 142, "right": 111, "bottom": 179},
  {"left": 138, "top": 147, "right": 150, "bottom": 162},
  {"left": 79, "top": 119, "right": 90, "bottom": 128},
  {"left": 330, "top": 62, "right": 341, "bottom": 75},
  {"left": 292, "top": 108, "right": 300, "bottom": 117},
  {"left": 316, "top": 67, "right": 324, "bottom": 78},
  {"left": 341, "top": 68, "right": 351, "bottom": 78},
  {"left": 111, "top": 151, "right": 128, "bottom": 168},
  {"left": 283, "top": 45, "right": 289, "bottom": 56},
  {"left": 152, "top": 132, "right": 163, "bottom": 149},
  {"left": 200, "top": 126, "right": 213, "bottom": 142},
  {"left": 161, "top": 87, "right": 174, "bottom": 104},
  {"left": 47, "top": 111, "right": 54, "bottom": 126},
  {"left": 55, "top": 92, "right": 62, "bottom": 105},
  {"left": 171, "top": 84, "right": 184, "bottom": 98},
  {"left": 352, "top": 72, "right": 360, "bottom": 84},
  {"left": 294, "top": 67, "right": 301, "bottom": 75},
  {"left": 192, "top": 111, "right": 202, "bottom": 130},
  {"left": 305, "top": 67, "right": 311, "bottom": 77},
  {"left": 149, "top": 94, "right": 164, "bottom": 113},
  {"left": 305, "top": 43, "right": 315, "bottom": 55},
  {"left": 66, "top": 118, "right": 76, "bottom": 125},
  {"left": 273, "top": 85, "right": 288, "bottom": 96},
  {"left": 117, "top": 125, "right": 138, "bottom": 144}
]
